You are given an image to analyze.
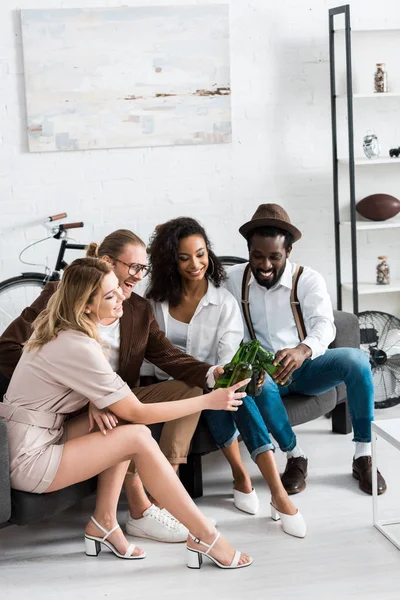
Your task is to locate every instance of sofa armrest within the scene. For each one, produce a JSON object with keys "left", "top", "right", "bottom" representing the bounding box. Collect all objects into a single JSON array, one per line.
[
  {"left": 331, "top": 310, "right": 360, "bottom": 349},
  {"left": 0, "top": 418, "right": 11, "bottom": 524}
]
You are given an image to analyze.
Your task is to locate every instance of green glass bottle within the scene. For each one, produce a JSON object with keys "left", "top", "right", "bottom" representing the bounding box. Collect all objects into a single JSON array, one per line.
[
  {"left": 255, "top": 345, "right": 275, "bottom": 366},
  {"left": 214, "top": 342, "right": 247, "bottom": 389},
  {"left": 227, "top": 361, "right": 253, "bottom": 392},
  {"left": 213, "top": 363, "right": 236, "bottom": 389},
  {"left": 257, "top": 345, "right": 293, "bottom": 387},
  {"left": 240, "top": 340, "right": 262, "bottom": 396},
  {"left": 215, "top": 340, "right": 260, "bottom": 393}
]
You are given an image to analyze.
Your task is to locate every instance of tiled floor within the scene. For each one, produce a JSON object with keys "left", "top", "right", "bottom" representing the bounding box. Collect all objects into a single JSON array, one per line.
[{"left": 2, "top": 407, "right": 400, "bottom": 600}]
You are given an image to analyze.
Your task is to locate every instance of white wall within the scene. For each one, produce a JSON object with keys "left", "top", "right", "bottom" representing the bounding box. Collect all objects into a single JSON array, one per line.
[{"left": 1, "top": 0, "right": 400, "bottom": 312}]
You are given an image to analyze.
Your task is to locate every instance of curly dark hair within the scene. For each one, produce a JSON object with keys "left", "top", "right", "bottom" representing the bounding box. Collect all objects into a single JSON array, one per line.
[{"left": 146, "top": 217, "right": 226, "bottom": 306}]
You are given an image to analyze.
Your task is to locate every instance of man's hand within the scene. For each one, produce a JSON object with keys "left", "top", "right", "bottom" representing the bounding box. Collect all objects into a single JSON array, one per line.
[
  {"left": 213, "top": 365, "right": 225, "bottom": 382},
  {"left": 272, "top": 344, "right": 312, "bottom": 385},
  {"left": 257, "top": 369, "right": 266, "bottom": 388},
  {"left": 89, "top": 402, "right": 118, "bottom": 436}
]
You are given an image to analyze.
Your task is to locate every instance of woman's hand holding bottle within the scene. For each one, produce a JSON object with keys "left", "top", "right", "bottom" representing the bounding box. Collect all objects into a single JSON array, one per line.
[{"left": 206, "top": 379, "right": 250, "bottom": 411}]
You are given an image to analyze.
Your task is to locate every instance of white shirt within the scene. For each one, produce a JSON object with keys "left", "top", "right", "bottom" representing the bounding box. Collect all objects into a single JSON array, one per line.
[
  {"left": 140, "top": 281, "right": 244, "bottom": 381},
  {"left": 97, "top": 320, "right": 121, "bottom": 371},
  {"left": 226, "top": 260, "right": 336, "bottom": 359}
]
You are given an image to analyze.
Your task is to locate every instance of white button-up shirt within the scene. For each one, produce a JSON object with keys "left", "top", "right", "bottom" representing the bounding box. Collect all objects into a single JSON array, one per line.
[
  {"left": 226, "top": 260, "right": 336, "bottom": 359},
  {"left": 137, "top": 281, "right": 244, "bottom": 380}
]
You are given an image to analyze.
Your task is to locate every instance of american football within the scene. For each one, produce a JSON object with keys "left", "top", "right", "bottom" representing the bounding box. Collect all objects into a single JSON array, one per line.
[{"left": 356, "top": 193, "right": 400, "bottom": 221}]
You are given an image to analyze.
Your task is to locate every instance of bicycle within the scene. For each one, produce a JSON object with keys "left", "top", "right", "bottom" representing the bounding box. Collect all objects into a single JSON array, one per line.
[{"left": 0, "top": 213, "right": 86, "bottom": 335}]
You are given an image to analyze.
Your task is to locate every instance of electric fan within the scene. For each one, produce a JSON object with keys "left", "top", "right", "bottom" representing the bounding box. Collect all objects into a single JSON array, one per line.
[{"left": 358, "top": 311, "right": 400, "bottom": 409}]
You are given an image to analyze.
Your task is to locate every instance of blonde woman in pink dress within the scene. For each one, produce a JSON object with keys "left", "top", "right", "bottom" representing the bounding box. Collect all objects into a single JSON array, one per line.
[{"left": 0, "top": 257, "right": 252, "bottom": 570}]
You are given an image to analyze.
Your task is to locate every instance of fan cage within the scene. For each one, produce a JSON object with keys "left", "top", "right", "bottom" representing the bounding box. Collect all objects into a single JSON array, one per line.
[{"left": 358, "top": 310, "right": 400, "bottom": 409}]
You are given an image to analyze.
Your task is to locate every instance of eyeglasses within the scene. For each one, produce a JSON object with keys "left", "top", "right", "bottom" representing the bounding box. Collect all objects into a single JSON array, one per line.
[{"left": 110, "top": 257, "right": 149, "bottom": 277}]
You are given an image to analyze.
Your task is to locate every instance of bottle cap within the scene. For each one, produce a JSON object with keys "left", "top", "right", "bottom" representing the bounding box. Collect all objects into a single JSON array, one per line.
[{"left": 378, "top": 255, "right": 387, "bottom": 260}]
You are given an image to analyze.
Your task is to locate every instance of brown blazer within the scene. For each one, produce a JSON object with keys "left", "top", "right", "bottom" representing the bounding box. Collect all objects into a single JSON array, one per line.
[{"left": 0, "top": 282, "right": 211, "bottom": 388}]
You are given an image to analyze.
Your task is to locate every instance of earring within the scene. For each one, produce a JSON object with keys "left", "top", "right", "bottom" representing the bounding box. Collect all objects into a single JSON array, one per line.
[
  {"left": 85, "top": 309, "right": 91, "bottom": 314},
  {"left": 208, "top": 256, "right": 215, "bottom": 277}
]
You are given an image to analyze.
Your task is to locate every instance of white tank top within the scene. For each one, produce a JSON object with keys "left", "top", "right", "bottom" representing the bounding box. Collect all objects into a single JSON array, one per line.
[
  {"left": 97, "top": 319, "right": 120, "bottom": 371},
  {"left": 167, "top": 314, "right": 189, "bottom": 354}
]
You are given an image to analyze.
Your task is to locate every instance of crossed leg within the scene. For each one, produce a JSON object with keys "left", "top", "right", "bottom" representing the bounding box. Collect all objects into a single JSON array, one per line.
[{"left": 45, "top": 412, "right": 251, "bottom": 567}]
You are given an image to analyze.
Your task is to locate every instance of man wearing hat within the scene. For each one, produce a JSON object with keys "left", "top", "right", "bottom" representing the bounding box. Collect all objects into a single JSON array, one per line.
[{"left": 208, "top": 203, "right": 386, "bottom": 497}]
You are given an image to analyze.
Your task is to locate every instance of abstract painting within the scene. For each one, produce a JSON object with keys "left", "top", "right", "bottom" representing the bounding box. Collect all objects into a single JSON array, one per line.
[{"left": 20, "top": 6, "right": 231, "bottom": 152}]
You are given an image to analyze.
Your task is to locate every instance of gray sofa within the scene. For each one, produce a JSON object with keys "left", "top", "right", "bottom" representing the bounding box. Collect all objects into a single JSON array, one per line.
[{"left": 0, "top": 309, "right": 358, "bottom": 527}]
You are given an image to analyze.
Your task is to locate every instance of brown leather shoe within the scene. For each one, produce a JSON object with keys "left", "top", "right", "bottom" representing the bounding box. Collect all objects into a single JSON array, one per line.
[
  {"left": 281, "top": 457, "right": 308, "bottom": 495},
  {"left": 352, "top": 456, "right": 387, "bottom": 495}
]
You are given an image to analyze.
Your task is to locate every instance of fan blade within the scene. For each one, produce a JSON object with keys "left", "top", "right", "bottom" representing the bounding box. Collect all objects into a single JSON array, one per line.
[
  {"left": 387, "top": 354, "right": 400, "bottom": 368},
  {"left": 379, "top": 316, "right": 400, "bottom": 350}
]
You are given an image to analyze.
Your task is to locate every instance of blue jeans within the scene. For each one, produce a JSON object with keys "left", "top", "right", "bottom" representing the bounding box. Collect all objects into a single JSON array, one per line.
[{"left": 204, "top": 348, "right": 374, "bottom": 462}]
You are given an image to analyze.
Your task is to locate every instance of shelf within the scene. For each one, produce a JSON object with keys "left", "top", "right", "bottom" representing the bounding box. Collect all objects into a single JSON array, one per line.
[
  {"left": 342, "top": 281, "right": 400, "bottom": 295},
  {"left": 338, "top": 157, "right": 400, "bottom": 165},
  {"left": 340, "top": 221, "right": 400, "bottom": 230},
  {"left": 336, "top": 92, "right": 400, "bottom": 99},
  {"left": 335, "top": 28, "right": 400, "bottom": 33}
]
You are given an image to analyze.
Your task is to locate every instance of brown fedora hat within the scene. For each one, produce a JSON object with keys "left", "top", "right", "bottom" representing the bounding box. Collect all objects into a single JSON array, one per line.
[{"left": 239, "top": 203, "right": 302, "bottom": 242}]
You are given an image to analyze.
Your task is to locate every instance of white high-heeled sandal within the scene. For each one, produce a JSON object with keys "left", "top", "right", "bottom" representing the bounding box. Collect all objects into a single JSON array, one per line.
[
  {"left": 186, "top": 531, "right": 253, "bottom": 570},
  {"left": 85, "top": 516, "right": 146, "bottom": 559},
  {"left": 270, "top": 503, "right": 307, "bottom": 538}
]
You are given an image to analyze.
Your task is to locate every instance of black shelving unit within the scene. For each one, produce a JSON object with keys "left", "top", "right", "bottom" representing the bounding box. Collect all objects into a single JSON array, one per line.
[{"left": 329, "top": 4, "right": 359, "bottom": 314}]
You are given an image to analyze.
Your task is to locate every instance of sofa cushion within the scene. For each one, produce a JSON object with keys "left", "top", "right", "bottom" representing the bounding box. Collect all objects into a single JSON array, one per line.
[
  {"left": 10, "top": 478, "right": 97, "bottom": 526},
  {"left": 283, "top": 390, "right": 337, "bottom": 427},
  {"left": 0, "top": 419, "right": 11, "bottom": 523}
]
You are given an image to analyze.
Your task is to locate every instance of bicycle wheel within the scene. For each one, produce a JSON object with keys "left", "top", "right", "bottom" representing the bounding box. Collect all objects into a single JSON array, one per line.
[{"left": 0, "top": 273, "right": 47, "bottom": 335}]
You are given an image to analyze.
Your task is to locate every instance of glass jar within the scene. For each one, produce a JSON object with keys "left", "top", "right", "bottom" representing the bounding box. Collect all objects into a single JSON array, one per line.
[
  {"left": 374, "top": 63, "right": 388, "bottom": 93},
  {"left": 376, "top": 256, "right": 390, "bottom": 285},
  {"left": 363, "top": 130, "right": 380, "bottom": 159}
]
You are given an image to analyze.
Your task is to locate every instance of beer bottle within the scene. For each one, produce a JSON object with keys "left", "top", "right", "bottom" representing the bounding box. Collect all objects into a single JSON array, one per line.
[
  {"left": 246, "top": 344, "right": 274, "bottom": 396},
  {"left": 215, "top": 340, "right": 260, "bottom": 393},
  {"left": 257, "top": 346, "right": 293, "bottom": 387},
  {"left": 254, "top": 345, "right": 275, "bottom": 366},
  {"left": 214, "top": 342, "right": 248, "bottom": 389},
  {"left": 228, "top": 340, "right": 260, "bottom": 392}
]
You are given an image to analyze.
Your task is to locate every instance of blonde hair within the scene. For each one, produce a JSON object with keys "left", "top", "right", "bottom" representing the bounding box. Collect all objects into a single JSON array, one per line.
[
  {"left": 26, "top": 257, "right": 112, "bottom": 352},
  {"left": 86, "top": 229, "right": 145, "bottom": 260}
]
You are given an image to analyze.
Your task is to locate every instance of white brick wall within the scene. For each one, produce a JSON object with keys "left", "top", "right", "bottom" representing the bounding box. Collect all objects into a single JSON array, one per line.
[{"left": 1, "top": 0, "right": 400, "bottom": 314}]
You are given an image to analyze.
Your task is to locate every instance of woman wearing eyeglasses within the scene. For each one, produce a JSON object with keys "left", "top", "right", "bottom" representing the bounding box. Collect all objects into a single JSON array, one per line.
[
  {"left": 1, "top": 257, "right": 252, "bottom": 568},
  {"left": 0, "top": 229, "right": 232, "bottom": 546}
]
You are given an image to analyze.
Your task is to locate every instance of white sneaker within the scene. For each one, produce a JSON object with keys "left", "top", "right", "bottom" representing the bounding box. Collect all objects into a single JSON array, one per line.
[
  {"left": 162, "top": 508, "right": 218, "bottom": 528},
  {"left": 125, "top": 504, "right": 188, "bottom": 543}
]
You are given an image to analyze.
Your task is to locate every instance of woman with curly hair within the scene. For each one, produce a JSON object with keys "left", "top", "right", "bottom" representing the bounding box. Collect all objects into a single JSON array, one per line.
[
  {"left": 144, "top": 218, "right": 305, "bottom": 536},
  {"left": 144, "top": 218, "right": 258, "bottom": 513}
]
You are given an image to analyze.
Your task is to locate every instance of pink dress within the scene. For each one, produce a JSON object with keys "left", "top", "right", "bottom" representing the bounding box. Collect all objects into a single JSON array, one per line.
[{"left": 0, "top": 329, "right": 130, "bottom": 493}]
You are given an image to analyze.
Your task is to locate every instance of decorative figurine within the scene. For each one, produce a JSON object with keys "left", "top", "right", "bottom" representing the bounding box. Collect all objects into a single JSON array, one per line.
[
  {"left": 389, "top": 147, "right": 400, "bottom": 158},
  {"left": 376, "top": 256, "right": 390, "bottom": 285},
  {"left": 374, "top": 63, "right": 388, "bottom": 93},
  {"left": 363, "top": 130, "right": 380, "bottom": 159}
]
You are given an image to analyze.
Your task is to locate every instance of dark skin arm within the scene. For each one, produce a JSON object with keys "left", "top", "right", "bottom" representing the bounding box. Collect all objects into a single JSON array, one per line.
[{"left": 272, "top": 343, "right": 312, "bottom": 385}]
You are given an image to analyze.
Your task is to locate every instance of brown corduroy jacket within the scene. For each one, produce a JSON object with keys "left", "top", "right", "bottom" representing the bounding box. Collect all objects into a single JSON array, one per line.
[{"left": 0, "top": 282, "right": 211, "bottom": 388}]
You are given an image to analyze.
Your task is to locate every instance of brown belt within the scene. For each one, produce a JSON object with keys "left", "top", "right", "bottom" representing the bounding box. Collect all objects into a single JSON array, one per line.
[{"left": 0, "top": 399, "right": 64, "bottom": 429}]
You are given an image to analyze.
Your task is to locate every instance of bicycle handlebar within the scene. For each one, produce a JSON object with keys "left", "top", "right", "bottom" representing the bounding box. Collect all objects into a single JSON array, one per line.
[
  {"left": 48, "top": 212, "right": 67, "bottom": 222},
  {"left": 59, "top": 222, "right": 84, "bottom": 231}
]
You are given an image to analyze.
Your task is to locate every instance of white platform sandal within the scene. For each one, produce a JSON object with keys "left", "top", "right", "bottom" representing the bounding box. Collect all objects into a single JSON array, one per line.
[
  {"left": 85, "top": 516, "right": 146, "bottom": 559},
  {"left": 186, "top": 531, "right": 252, "bottom": 570}
]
